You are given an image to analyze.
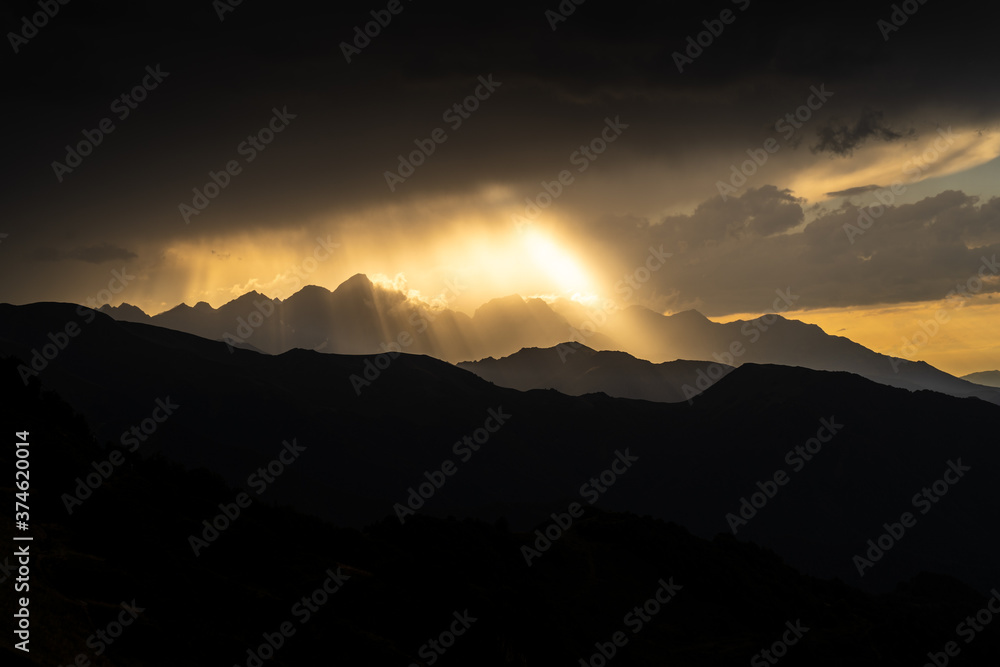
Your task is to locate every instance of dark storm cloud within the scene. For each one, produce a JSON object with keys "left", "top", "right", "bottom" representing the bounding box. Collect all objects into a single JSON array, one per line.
[
  {"left": 811, "top": 109, "right": 915, "bottom": 157},
  {"left": 70, "top": 243, "right": 139, "bottom": 263},
  {"left": 654, "top": 186, "right": 804, "bottom": 248},
  {"left": 32, "top": 243, "right": 137, "bottom": 264},
  {"left": 594, "top": 188, "right": 1000, "bottom": 315},
  {"left": 826, "top": 185, "right": 882, "bottom": 197},
  {"left": 3, "top": 0, "right": 1000, "bottom": 308}
]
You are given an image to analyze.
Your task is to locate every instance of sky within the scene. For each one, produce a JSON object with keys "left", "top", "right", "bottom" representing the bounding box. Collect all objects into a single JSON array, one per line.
[{"left": 3, "top": 0, "right": 1000, "bottom": 375}]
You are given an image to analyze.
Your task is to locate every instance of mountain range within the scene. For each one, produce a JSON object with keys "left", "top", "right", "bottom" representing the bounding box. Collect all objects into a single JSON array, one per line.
[
  {"left": 99, "top": 274, "right": 617, "bottom": 362},
  {"left": 99, "top": 275, "right": 1000, "bottom": 405},
  {"left": 2, "top": 301, "right": 999, "bottom": 598}
]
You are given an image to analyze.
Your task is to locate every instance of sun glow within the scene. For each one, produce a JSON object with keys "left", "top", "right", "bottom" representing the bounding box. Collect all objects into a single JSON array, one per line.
[
  {"left": 119, "top": 197, "right": 606, "bottom": 316},
  {"left": 521, "top": 228, "right": 593, "bottom": 294}
]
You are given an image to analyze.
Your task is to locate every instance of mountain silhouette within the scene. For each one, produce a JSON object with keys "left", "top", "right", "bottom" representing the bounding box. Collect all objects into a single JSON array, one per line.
[
  {"left": 5, "top": 356, "right": 997, "bottom": 665},
  {"left": 3, "top": 302, "right": 999, "bottom": 598},
  {"left": 591, "top": 304, "right": 1000, "bottom": 405},
  {"left": 97, "top": 276, "right": 1000, "bottom": 405},
  {"left": 962, "top": 370, "right": 1000, "bottom": 388},
  {"left": 459, "top": 343, "right": 734, "bottom": 403},
  {"left": 99, "top": 276, "right": 616, "bottom": 361}
]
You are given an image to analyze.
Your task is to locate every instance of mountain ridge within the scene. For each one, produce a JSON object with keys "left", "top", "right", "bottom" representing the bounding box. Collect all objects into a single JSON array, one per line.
[
  {"left": 3, "top": 301, "right": 1000, "bottom": 595},
  {"left": 91, "top": 275, "right": 1000, "bottom": 406}
]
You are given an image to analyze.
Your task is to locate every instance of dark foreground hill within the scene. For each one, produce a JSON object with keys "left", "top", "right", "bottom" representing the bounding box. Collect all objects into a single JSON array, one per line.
[
  {"left": 457, "top": 343, "right": 734, "bottom": 402},
  {"left": 2, "top": 362, "right": 999, "bottom": 666},
  {"left": 1, "top": 303, "right": 999, "bottom": 599}
]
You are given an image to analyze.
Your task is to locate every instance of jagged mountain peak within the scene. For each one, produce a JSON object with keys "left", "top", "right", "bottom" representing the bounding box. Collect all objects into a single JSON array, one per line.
[{"left": 331, "top": 274, "right": 372, "bottom": 295}]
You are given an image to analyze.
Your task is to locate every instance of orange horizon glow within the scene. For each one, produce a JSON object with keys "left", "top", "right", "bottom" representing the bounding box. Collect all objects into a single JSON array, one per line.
[
  {"left": 711, "top": 297, "right": 1000, "bottom": 377},
  {"left": 36, "top": 144, "right": 1000, "bottom": 380}
]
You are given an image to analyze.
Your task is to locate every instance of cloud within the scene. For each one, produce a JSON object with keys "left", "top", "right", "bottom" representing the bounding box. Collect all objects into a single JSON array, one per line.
[
  {"left": 811, "top": 109, "right": 914, "bottom": 157},
  {"left": 32, "top": 243, "right": 137, "bottom": 264},
  {"left": 826, "top": 185, "right": 882, "bottom": 198},
  {"left": 582, "top": 188, "right": 1000, "bottom": 316},
  {"left": 69, "top": 244, "right": 138, "bottom": 264},
  {"left": 8, "top": 1, "right": 1000, "bottom": 314},
  {"left": 786, "top": 128, "right": 1000, "bottom": 203},
  {"left": 654, "top": 186, "right": 805, "bottom": 249},
  {"left": 30, "top": 247, "right": 62, "bottom": 262}
]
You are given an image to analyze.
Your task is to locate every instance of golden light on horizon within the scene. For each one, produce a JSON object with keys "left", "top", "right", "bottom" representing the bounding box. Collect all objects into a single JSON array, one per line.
[
  {"left": 110, "top": 195, "right": 607, "bottom": 316},
  {"left": 713, "top": 296, "right": 1000, "bottom": 377},
  {"left": 73, "top": 164, "right": 1000, "bottom": 383}
]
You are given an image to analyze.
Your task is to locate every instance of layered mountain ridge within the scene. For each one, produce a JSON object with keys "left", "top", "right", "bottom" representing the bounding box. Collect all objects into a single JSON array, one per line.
[
  {"left": 97, "top": 274, "right": 1000, "bottom": 405},
  {"left": 2, "top": 301, "right": 999, "bottom": 596}
]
